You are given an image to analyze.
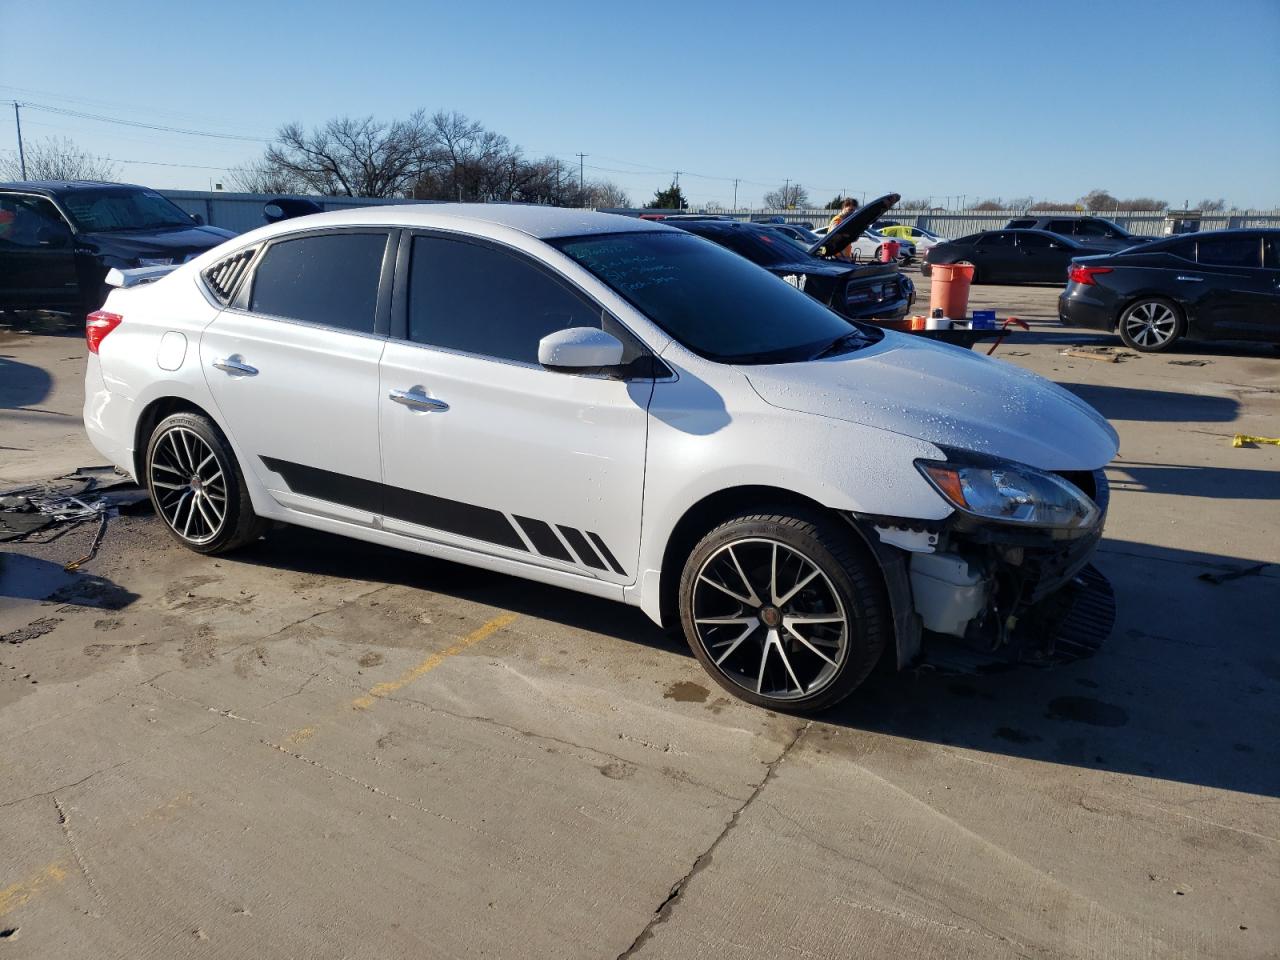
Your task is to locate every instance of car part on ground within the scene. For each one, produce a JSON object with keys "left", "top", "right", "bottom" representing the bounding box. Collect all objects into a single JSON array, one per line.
[
  {"left": 1058, "top": 229, "right": 1280, "bottom": 350},
  {"left": 82, "top": 202, "right": 1118, "bottom": 712}
]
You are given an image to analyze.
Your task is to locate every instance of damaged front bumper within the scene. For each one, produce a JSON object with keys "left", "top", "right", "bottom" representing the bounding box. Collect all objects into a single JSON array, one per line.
[{"left": 865, "top": 469, "right": 1115, "bottom": 669}]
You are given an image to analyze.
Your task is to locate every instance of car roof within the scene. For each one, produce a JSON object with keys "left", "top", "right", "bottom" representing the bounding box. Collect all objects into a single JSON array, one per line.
[
  {"left": 0, "top": 179, "right": 149, "bottom": 195},
  {"left": 245, "top": 203, "right": 672, "bottom": 242}
]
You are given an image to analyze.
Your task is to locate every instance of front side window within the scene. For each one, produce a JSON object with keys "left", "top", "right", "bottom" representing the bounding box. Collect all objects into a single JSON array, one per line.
[
  {"left": 981, "top": 232, "right": 1015, "bottom": 247},
  {"left": 1196, "top": 235, "right": 1260, "bottom": 268},
  {"left": 1075, "top": 219, "right": 1118, "bottom": 238},
  {"left": 249, "top": 232, "right": 387, "bottom": 333},
  {"left": 407, "top": 235, "right": 602, "bottom": 364},
  {"left": 0, "top": 195, "right": 71, "bottom": 247},
  {"left": 1047, "top": 220, "right": 1078, "bottom": 235},
  {"left": 1018, "top": 233, "right": 1054, "bottom": 249},
  {"left": 552, "top": 230, "right": 864, "bottom": 364},
  {"left": 60, "top": 188, "right": 194, "bottom": 232}
]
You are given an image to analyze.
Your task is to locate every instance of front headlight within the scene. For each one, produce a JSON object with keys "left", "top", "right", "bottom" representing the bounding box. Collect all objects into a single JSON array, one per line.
[{"left": 916, "top": 456, "right": 1099, "bottom": 530}]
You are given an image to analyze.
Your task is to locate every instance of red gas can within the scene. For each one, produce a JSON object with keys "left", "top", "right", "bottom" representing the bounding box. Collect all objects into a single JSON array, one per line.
[{"left": 879, "top": 240, "right": 901, "bottom": 263}]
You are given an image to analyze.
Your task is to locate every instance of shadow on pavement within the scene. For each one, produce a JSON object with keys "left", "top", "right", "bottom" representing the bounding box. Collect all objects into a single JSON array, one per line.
[
  {"left": 1060, "top": 381, "right": 1239, "bottom": 422},
  {"left": 0, "top": 356, "right": 53, "bottom": 410},
  {"left": 1107, "top": 461, "right": 1280, "bottom": 500},
  {"left": 0, "top": 553, "right": 138, "bottom": 609},
  {"left": 237, "top": 526, "right": 1278, "bottom": 798}
]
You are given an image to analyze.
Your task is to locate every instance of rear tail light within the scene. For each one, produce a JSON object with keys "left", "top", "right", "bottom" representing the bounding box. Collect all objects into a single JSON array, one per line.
[
  {"left": 1068, "top": 264, "right": 1113, "bottom": 286},
  {"left": 86, "top": 311, "right": 123, "bottom": 354}
]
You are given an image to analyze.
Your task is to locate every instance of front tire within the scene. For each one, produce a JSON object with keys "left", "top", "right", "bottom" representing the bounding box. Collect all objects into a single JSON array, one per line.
[
  {"left": 678, "top": 509, "right": 890, "bottom": 713},
  {"left": 1118, "top": 297, "right": 1183, "bottom": 352},
  {"left": 145, "top": 412, "right": 266, "bottom": 554}
]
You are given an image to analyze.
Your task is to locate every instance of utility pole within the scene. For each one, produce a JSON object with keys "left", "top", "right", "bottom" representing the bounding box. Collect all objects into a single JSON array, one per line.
[
  {"left": 783, "top": 178, "right": 790, "bottom": 208},
  {"left": 732, "top": 178, "right": 739, "bottom": 210},
  {"left": 13, "top": 102, "right": 26, "bottom": 180},
  {"left": 576, "top": 153, "right": 586, "bottom": 200}
]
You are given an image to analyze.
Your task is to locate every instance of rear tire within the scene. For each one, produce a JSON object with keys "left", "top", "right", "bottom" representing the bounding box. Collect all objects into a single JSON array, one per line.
[
  {"left": 1117, "top": 297, "right": 1183, "bottom": 352},
  {"left": 677, "top": 509, "right": 890, "bottom": 713},
  {"left": 145, "top": 412, "right": 267, "bottom": 554}
]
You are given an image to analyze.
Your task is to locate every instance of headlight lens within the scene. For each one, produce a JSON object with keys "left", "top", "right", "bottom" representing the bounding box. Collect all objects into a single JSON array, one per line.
[{"left": 916, "top": 458, "right": 1099, "bottom": 530}]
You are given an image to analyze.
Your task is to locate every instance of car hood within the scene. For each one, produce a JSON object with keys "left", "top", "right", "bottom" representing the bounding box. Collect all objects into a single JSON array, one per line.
[
  {"left": 743, "top": 332, "right": 1118, "bottom": 471},
  {"left": 79, "top": 224, "right": 236, "bottom": 258},
  {"left": 807, "top": 193, "right": 900, "bottom": 258}
]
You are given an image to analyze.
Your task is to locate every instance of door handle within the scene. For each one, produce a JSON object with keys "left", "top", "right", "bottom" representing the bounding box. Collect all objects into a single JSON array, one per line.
[
  {"left": 212, "top": 357, "right": 258, "bottom": 376},
  {"left": 1175, "top": 275, "right": 1204, "bottom": 282},
  {"left": 389, "top": 388, "right": 449, "bottom": 412}
]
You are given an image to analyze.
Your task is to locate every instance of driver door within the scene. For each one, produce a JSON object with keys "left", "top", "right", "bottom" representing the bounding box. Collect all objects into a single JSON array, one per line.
[
  {"left": 0, "top": 194, "right": 78, "bottom": 310},
  {"left": 377, "top": 233, "right": 653, "bottom": 584}
]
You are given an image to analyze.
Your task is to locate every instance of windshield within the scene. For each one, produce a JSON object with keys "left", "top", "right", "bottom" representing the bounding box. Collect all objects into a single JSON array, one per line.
[
  {"left": 552, "top": 231, "right": 860, "bottom": 364},
  {"left": 60, "top": 188, "right": 194, "bottom": 232}
]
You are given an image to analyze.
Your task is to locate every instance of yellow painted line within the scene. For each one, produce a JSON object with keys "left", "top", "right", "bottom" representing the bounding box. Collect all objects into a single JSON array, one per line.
[
  {"left": 352, "top": 613, "right": 518, "bottom": 710},
  {"left": 0, "top": 861, "right": 68, "bottom": 918}
]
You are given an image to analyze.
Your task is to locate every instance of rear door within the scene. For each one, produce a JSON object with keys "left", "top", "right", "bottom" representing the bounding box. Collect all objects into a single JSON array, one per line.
[
  {"left": 377, "top": 232, "right": 653, "bottom": 583},
  {"left": 0, "top": 193, "right": 78, "bottom": 309},
  {"left": 1191, "top": 234, "right": 1272, "bottom": 338},
  {"left": 199, "top": 229, "right": 394, "bottom": 526}
]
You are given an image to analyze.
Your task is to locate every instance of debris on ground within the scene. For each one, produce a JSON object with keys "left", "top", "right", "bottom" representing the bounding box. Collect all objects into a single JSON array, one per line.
[
  {"left": 1168, "top": 359, "right": 1211, "bottom": 367},
  {"left": 1198, "top": 563, "right": 1268, "bottom": 585},
  {"left": 0, "top": 466, "right": 149, "bottom": 549},
  {"left": 1232, "top": 434, "right": 1280, "bottom": 448},
  {"left": 1060, "top": 345, "right": 1136, "bottom": 363}
]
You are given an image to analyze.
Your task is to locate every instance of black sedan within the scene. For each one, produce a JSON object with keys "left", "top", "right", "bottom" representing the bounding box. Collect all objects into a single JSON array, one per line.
[
  {"left": 671, "top": 193, "right": 914, "bottom": 322},
  {"left": 925, "top": 229, "right": 1092, "bottom": 283},
  {"left": 0, "top": 180, "right": 235, "bottom": 318},
  {"left": 1059, "top": 229, "right": 1280, "bottom": 351}
]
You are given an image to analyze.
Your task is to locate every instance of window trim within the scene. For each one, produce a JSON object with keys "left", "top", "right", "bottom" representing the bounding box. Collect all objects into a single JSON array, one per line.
[
  {"left": 389, "top": 227, "right": 669, "bottom": 380},
  {"left": 229, "top": 226, "right": 398, "bottom": 339}
]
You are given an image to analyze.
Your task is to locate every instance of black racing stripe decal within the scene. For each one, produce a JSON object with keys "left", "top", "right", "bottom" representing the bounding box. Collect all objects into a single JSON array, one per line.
[
  {"left": 261, "top": 457, "right": 527, "bottom": 552},
  {"left": 513, "top": 515, "right": 573, "bottom": 562},
  {"left": 556, "top": 525, "right": 607, "bottom": 571},
  {"left": 586, "top": 532, "right": 626, "bottom": 576}
]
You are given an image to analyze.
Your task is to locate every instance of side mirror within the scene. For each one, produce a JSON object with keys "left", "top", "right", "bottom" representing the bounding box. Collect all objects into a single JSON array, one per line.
[
  {"left": 538, "top": 327, "right": 624, "bottom": 373},
  {"left": 192, "top": 213, "right": 205, "bottom": 225}
]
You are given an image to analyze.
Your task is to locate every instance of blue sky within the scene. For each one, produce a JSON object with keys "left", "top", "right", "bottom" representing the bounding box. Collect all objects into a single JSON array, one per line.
[{"left": 2, "top": 0, "right": 1277, "bottom": 208}]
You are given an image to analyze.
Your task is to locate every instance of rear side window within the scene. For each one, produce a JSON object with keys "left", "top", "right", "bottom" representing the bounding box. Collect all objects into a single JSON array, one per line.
[
  {"left": 1162, "top": 239, "right": 1197, "bottom": 261},
  {"left": 1018, "top": 233, "right": 1054, "bottom": 249},
  {"left": 249, "top": 232, "right": 387, "bottom": 333},
  {"left": 981, "top": 232, "right": 1015, "bottom": 247},
  {"left": 1196, "top": 235, "right": 1260, "bottom": 268},
  {"left": 407, "top": 235, "right": 602, "bottom": 364},
  {"left": 1264, "top": 236, "right": 1280, "bottom": 270}
]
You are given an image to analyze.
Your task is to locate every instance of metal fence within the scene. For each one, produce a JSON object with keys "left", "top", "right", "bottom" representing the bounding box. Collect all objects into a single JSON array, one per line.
[{"left": 160, "top": 191, "right": 1280, "bottom": 239}]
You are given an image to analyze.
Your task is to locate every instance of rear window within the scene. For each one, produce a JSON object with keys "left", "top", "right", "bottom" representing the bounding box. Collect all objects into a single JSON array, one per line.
[
  {"left": 249, "top": 232, "right": 387, "bottom": 333},
  {"left": 1196, "top": 235, "right": 1260, "bottom": 268}
]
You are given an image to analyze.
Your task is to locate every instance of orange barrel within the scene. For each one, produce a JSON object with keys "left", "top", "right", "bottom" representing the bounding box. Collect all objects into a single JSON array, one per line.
[
  {"left": 928, "top": 262, "right": 974, "bottom": 319},
  {"left": 879, "top": 240, "right": 901, "bottom": 263}
]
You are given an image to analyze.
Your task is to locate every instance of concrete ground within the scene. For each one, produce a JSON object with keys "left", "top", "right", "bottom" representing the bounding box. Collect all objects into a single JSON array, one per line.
[{"left": 1, "top": 280, "right": 1277, "bottom": 959}]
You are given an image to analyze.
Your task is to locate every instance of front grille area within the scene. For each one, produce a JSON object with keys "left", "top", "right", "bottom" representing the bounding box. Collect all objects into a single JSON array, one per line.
[{"left": 202, "top": 247, "right": 257, "bottom": 304}]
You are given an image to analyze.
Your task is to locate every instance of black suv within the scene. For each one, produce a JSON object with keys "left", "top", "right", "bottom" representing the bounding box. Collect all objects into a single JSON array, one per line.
[
  {"left": 0, "top": 180, "right": 235, "bottom": 319},
  {"left": 1004, "top": 215, "right": 1150, "bottom": 249},
  {"left": 671, "top": 193, "right": 914, "bottom": 322}
]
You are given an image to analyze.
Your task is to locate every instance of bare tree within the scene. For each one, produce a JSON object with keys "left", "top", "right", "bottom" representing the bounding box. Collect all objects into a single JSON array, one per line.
[
  {"left": 763, "top": 183, "right": 809, "bottom": 209},
  {"left": 898, "top": 198, "right": 931, "bottom": 210},
  {"left": 228, "top": 158, "right": 306, "bottom": 194},
  {"left": 0, "top": 136, "right": 118, "bottom": 182},
  {"left": 261, "top": 113, "right": 431, "bottom": 197},
  {"left": 575, "top": 179, "right": 630, "bottom": 208},
  {"left": 1194, "top": 198, "right": 1226, "bottom": 212},
  {"left": 970, "top": 198, "right": 1004, "bottom": 211}
]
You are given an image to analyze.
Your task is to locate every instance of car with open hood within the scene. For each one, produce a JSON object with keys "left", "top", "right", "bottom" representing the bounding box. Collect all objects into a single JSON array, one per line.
[
  {"left": 672, "top": 193, "right": 915, "bottom": 321},
  {"left": 0, "top": 180, "right": 235, "bottom": 319},
  {"left": 82, "top": 203, "right": 1117, "bottom": 712}
]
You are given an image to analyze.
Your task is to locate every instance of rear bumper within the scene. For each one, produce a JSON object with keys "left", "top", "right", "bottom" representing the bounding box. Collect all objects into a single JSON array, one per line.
[
  {"left": 1058, "top": 286, "right": 1116, "bottom": 330},
  {"left": 82, "top": 356, "right": 138, "bottom": 480}
]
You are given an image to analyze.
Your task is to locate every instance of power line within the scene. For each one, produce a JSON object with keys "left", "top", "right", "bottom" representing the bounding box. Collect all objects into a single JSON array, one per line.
[{"left": 1, "top": 100, "right": 271, "bottom": 143}]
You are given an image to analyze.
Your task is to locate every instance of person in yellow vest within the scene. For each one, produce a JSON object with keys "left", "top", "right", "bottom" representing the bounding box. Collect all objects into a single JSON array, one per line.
[{"left": 828, "top": 197, "right": 859, "bottom": 260}]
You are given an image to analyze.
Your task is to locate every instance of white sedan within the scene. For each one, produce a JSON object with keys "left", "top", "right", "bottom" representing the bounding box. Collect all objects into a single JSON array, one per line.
[
  {"left": 84, "top": 204, "right": 1117, "bottom": 711},
  {"left": 812, "top": 224, "right": 915, "bottom": 262}
]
